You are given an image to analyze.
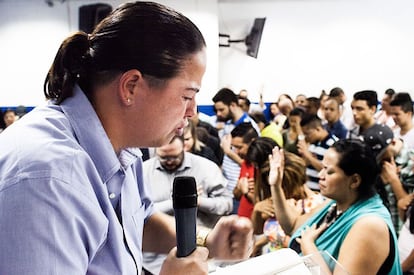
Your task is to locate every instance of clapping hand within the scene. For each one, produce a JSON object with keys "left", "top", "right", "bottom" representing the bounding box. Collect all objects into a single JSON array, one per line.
[{"left": 268, "top": 146, "right": 284, "bottom": 186}]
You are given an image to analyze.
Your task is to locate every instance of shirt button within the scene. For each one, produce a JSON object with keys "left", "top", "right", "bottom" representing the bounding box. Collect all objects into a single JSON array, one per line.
[{"left": 109, "top": 193, "right": 116, "bottom": 199}]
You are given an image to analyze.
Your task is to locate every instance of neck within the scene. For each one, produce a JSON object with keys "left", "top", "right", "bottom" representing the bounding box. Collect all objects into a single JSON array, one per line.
[
  {"left": 400, "top": 120, "right": 413, "bottom": 135},
  {"left": 232, "top": 109, "right": 244, "bottom": 123},
  {"left": 335, "top": 200, "right": 355, "bottom": 213},
  {"left": 360, "top": 119, "right": 375, "bottom": 132}
]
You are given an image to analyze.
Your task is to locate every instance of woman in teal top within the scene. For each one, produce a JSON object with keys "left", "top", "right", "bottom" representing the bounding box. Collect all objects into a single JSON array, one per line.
[{"left": 269, "top": 139, "right": 401, "bottom": 274}]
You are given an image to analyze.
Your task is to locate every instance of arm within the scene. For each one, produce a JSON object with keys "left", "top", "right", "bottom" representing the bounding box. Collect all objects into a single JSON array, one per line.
[
  {"left": 220, "top": 134, "right": 243, "bottom": 165},
  {"left": 268, "top": 147, "right": 316, "bottom": 234},
  {"left": 335, "top": 216, "right": 391, "bottom": 274},
  {"left": 251, "top": 198, "right": 274, "bottom": 234},
  {"left": 397, "top": 193, "right": 414, "bottom": 221},
  {"left": 198, "top": 184, "right": 232, "bottom": 216},
  {"left": 144, "top": 210, "right": 254, "bottom": 264},
  {"left": 402, "top": 249, "right": 414, "bottom": 272},
  {"left": 0, "top": 178, "right": 107, "bottom": 274},
  {"left": 197, "top": 161, "right": 233, "bottom": 215},
  {"left": 297, "top": 140, "right": 323, "bottom": 171},
  {"left": 143, "top": 212, "right": 176, "bottom": 253},
  {"left": 144, "top": 212, "right": 211, "bottom": 275},
  {"left": 233, "top": 176, "right": 255, "bottom": 202},
  {"left": 297, "top": 216, "right": 391, "bottom": 275},
  {"left": 381, "top": 158, "right": 408, "bottom": 200}
]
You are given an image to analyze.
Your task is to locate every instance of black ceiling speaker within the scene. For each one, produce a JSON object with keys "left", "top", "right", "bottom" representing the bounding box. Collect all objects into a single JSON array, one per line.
[
  {"left": 79, "top": 3, "right": 112, "bottom": 33},
  {"left": 245, "top": 18, "right": 266, "bottom": 58}
]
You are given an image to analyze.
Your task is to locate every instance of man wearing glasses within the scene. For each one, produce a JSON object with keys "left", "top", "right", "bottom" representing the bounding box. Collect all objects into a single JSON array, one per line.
[{"left": 141, "top": 135, "right": 233, "bottom": 274}]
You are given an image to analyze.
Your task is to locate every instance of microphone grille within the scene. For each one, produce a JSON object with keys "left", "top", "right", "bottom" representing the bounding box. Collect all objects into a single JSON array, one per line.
[{"left": 172, "top": 176, "right": 197, "bottom": 208}]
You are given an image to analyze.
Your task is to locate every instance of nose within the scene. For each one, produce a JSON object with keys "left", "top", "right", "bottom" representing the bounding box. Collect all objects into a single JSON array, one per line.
[
  {"left": 318, "top": 168, "right": 325, "bottom": 178},
  {"left": 185, "top": 98, "right": 196, "bottom": 118}
]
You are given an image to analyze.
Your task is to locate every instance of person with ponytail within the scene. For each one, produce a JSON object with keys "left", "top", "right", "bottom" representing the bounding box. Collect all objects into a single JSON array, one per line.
[
  {"left": 269, "top": 139, "right": 402, "bottom": 274},
  {"left": 0, "top": 2, "right": 252, "bottom": 274}
]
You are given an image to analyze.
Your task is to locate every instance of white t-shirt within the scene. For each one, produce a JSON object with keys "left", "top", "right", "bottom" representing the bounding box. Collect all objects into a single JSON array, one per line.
[
  {"left": 394, "top": 127, "right": 414, "bottom": 149},
  {"left": 398, "top": 218, "right": 414, "bottom": 273}
]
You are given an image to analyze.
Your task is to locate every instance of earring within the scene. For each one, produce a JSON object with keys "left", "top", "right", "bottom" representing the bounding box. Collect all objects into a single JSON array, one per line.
[{"left": 127, "top": 98, "right": 131, "bottom": 103}]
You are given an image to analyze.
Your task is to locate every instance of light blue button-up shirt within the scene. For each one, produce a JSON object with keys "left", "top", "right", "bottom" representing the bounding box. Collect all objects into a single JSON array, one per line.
[{"left": 0, "top": 86, "right": 154, "bottom": 274}]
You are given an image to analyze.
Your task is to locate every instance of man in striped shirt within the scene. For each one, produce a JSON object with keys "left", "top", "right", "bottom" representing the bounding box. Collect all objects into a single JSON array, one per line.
[{"left": 298, "top": 114, "right": 338, "bottom": 191}]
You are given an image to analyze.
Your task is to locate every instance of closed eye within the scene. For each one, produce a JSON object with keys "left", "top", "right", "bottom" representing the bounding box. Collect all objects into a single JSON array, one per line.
[{"left": 183, "top": 96, "right": 193, "bottom": 101}]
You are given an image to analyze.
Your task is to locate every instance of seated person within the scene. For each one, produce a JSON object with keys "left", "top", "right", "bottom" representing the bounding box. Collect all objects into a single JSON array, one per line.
[
  {"left": 183, "top": 120, "right": 220, "bottom": 166},
  {"left": 282, "top": 107, "right": 305, "bottom": 156},
  {"left": 269, "top": 139, "right": 401, "bottom": 274},
  {"left": 245, "top": 137, "right": 323, "bottom": 255},
  {"left": 142, "top": 135, "right": 233, "bottom": 274}
]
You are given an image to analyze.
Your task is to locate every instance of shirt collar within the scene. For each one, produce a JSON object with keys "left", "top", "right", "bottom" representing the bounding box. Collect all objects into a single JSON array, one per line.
[
  {"left": 233, "top": 112, "right": 249, "bottom": 126},
  {"left": 60, "top": 85, "right": 140, "bottom": 183}
]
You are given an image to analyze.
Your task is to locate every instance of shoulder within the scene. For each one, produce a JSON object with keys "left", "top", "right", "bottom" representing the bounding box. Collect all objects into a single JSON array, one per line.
[
  {"left": 344, "top": 214, "right": 390, "bottom": 250},
  {"left": 351, "top": 215, "right": 389, "bottom": 232},
  {"left": 189, "top": 152, "right": 219, "bottom": 169}
]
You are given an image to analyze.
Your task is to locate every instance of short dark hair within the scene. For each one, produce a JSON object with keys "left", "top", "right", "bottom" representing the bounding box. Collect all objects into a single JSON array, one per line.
[
  {"left": 212, "top": 88, "right": 238, "bottom": 105},
  {"left": 289, "top": 107, "right": 305, "bottom": 117},
  {"left": 384, "top": 88, "right": 395, "bottom": 97},
  {"left": 353, "top": 90, "right": 378, "bottom": 108},
  {"left": 238, "top": 96, "right": 251, "bottom": 107},
  {"left": 329, "top": 87, "right": 344, "bottom": 97},
  {"left": 250, "top": 112, "right": 266, "bottom": 125},
  {"left": 390, "top": 92, "right": 413, "bottom": 114},
  {"left": 300, "top": 114, "right": 322, "bottom": 128},
  {"left": 230, "top": 122, "right": 258, "bottom": 143}
]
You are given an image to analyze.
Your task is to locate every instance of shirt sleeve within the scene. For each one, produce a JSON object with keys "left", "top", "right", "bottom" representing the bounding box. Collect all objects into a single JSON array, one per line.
[
  {"left": 0, "top": 176, "right": 108, "bottom": 274},
  {"left": 197, "top": 161, "right": 233, "bottom": 215}
]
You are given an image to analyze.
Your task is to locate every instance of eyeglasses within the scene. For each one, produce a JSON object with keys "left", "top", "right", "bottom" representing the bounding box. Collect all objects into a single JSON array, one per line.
[{"left": 158, "top": 154, "right": 182, "bottom": 162}]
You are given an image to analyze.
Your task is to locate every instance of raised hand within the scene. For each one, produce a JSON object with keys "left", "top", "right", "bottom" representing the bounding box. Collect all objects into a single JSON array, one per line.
[{"left": 268, "top": 146, "right": 284, "bottom": 186}]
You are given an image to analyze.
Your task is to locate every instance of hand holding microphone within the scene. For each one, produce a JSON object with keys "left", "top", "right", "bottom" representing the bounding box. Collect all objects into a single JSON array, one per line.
[{"left": 163, "top": 176, "right": 253, "bottom": 275}]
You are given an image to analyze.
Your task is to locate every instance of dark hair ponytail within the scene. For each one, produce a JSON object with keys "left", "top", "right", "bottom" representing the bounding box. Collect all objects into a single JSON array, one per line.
[
  {"left": 44, "top": 2, "right": 206, "bottom": 105},
  {"left": 44, "top": 32, "right": 90, "bottom": 104}
]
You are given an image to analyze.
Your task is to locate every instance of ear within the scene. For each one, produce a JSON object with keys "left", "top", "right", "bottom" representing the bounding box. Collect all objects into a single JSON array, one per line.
[
  {"left": 229, "top": 101, "right": 238, "bottom": 110},
  {"left": 350, "top": 173, "right": 361, "bottom": 190},
  {"left": 118, "top": 69, "right": 142, "bottom": 106},
  {"left": 370, "top": 105, "right": 377, "bottom": 115}
]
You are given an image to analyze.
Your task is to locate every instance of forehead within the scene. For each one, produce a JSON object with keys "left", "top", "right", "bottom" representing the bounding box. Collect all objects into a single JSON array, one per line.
[
  {"left": 325, "top": 99, "right": 339, "bottom": 109},
  {"left": 390, "top": 105, "right": 403, "bottom": 113},
  {"left": 231, "top": 136, "right": 243, "bottom": 144},
  {"left": 214, "top": 101, "right": 229, "bottom": 110},
  {"left": 351, "top": 99, "right": 370, "bottom": 108},
  {"left": 157, "top": 139, "right": 183, "bottom": 155},
  {"left": 323, "top": 148, "right": 340, "bottom": 166}
]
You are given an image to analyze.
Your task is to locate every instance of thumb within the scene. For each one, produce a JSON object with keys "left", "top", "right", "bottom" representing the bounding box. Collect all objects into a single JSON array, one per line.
[{"left": 315, "top": 223, "right": 328, "bottom": 234}]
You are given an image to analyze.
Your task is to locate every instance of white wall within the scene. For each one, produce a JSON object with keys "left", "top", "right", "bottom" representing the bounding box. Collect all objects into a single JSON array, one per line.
[
  {"left": 0, "top": 0, "right": 218, "bottom": 107},
  {"left": 218, "top": 0, "right": 414, "bottom": 103},
  {"left": 1, "top": 0, "right": 414, "bottom": 108}
]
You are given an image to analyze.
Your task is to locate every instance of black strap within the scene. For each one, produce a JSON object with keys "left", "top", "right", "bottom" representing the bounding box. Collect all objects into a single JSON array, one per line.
[{"left": 377, "top": 228, "right": 395, "bottom": 275}]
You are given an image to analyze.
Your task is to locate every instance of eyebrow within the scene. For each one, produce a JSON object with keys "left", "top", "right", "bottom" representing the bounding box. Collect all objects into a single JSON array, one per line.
[{"left": 186, "top": 87, "right": 200, "bottom": 93}]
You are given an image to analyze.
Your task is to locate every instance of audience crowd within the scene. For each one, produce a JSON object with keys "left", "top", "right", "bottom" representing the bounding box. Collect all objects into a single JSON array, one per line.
[{"left": 2, "top": 87, "right": 413, "bottom": 274}]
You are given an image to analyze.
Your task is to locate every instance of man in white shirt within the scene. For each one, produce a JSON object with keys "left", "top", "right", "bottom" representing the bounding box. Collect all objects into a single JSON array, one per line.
[
  {"left": 390, "top": 92, "right": 414, "bottom": 149},
  {"left": 142, "top": 136, "right": 232, "bottom": 274}
]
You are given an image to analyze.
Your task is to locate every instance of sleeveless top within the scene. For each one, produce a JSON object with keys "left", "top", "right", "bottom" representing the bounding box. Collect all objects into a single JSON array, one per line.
[{"left": 289, "top": 195, "right": 402, "bottom": 274}]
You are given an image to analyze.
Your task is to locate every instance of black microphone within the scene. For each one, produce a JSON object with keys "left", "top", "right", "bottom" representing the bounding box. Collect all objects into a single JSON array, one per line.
[{"left": 172, "top": 176, "right": 198, "bottom": 257}]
